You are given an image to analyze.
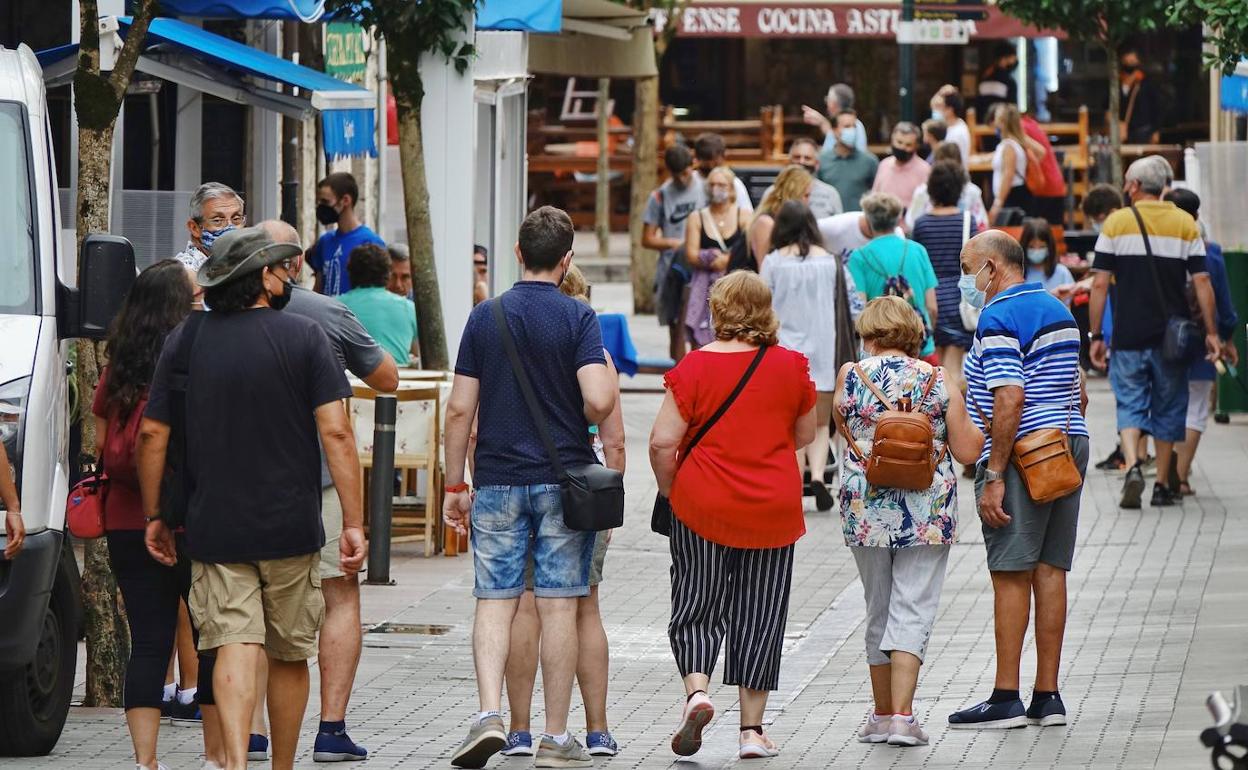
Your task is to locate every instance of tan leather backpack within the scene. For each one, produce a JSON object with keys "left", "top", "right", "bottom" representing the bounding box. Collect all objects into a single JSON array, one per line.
[{"left": 839, "top": 362, "right": 946, "bottom": 491}]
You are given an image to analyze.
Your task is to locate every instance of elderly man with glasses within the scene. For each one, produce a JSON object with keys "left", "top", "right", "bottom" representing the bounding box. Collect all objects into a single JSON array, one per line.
[{"left": 177, "top": 182, "right": 246, "bottom": 272}]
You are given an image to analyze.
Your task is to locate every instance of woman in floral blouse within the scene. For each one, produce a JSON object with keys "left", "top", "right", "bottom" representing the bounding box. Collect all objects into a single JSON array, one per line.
[{"left": 832, "top": 296, "right": 983, "bottom": 747}]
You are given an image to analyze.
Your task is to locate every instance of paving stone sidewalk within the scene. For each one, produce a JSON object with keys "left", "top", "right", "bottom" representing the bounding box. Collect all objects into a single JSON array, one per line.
[{"left": 8, "top": 288, "right": 1246, "bottom": 770}]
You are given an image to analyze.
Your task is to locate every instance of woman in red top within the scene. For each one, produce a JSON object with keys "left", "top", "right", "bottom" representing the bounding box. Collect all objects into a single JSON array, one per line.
[
  {"left": 650, "top": 271, "right": 817, "bottom": 760},
  {"left": 91, "top": 260, "right": 196, "bottom": 770}
]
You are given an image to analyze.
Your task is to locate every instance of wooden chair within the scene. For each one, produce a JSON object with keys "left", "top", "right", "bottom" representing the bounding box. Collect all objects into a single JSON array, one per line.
[{"left": 349, "top": 384, "right": 442, "bottom": 557}]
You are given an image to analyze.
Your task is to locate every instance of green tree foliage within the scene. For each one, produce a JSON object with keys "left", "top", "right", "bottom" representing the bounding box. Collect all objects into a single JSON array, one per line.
[
  {"left": 1170, "top": 0, "right": 1248, "bottom": 74},
  {"left": 326, "top": 0, "right": 477, "bottom": 369}
]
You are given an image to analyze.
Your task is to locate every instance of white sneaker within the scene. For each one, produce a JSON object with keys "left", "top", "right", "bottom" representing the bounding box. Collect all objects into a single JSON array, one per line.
[
  {"left": 201, "top": 761, "right": 224, "bottom": 770},
  {"left": 671, "top": 691, "right": 715, "bottom": 756},
  {"left": 857, "top": 711, "right": 891, "bottom": 743},
  {"left": 887, "top": 714, "right": 930, "bottom": 747},
  {"left": 136, "top": 764, "right": 169, "bottom": 770}
]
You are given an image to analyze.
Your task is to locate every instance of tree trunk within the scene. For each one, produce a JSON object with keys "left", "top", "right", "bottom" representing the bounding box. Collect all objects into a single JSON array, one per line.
[
  {"left": 394, "top": 87, "right": 449, "bottom": 370},
  {"left": 595, "top": 78, "right": 611, "bottom": 262},
  {"left": 1106, "top": 44, "right": 1124, "bottom": 187},
  {"left": 74, "top": 125, "right": 131, "bottom": 708},
  {"left": 628, "top": 75, "right": 660, "bottom": 315}
]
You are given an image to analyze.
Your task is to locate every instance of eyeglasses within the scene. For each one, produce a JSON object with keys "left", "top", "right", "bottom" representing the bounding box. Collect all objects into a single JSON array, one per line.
[
  {"left": 200, "top": 214, "right": 246, "bottom": 230},
  {"left": 270, "top": 258, "right": 295, "bottom": 274}
]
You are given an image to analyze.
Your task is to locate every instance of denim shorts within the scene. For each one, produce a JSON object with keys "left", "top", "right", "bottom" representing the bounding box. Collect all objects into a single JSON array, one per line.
[
  {"left": 470, "top": 484, "right": 595, "bottom": 599},
  {"left": 1109, "top": 347, "right": 1189, "bottom": 443}
]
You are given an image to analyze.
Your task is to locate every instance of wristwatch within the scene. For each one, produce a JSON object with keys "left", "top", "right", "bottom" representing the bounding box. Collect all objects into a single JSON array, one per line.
[
  {"left": 144, "top": 514, "right": 162, "bottom": 524},
  {"left": 983, "top": 468, "right": 1006, "bottom": 483},
  {"left": 445, "top": 482, "right": 470, "bottom": 494},
  {"left": 1088, "top": 332, "right": 1104, "bottom": 342}
]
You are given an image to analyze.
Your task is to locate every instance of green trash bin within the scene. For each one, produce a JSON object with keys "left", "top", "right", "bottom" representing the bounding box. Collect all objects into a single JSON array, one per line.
[{"left": 1217, "top": 250, "right": 1248, "bottom": 415}]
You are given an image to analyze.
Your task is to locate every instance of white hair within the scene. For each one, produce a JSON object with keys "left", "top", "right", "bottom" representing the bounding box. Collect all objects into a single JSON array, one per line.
[
  {"left": 189, "top": 182, "right": 244, "bottom": 222},
  {"left": 1125, "top": 156, "right": 1169, "bottom": 196}
]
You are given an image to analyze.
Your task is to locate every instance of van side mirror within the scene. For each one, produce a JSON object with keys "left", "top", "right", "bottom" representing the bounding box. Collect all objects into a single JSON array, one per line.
[{"left": 57, "top": 234, "right": 136, "bottom": 340}]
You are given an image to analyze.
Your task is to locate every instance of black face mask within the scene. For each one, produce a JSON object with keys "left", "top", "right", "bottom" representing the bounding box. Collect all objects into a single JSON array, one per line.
[
  {"left": 269, "top": 278, "right": 295, "bottom": 311},
  {"left": 315, "top": 203, "right": 341, "bottom": 226},
  {"left": 918, "top": 143, "right": 932, "bottom": 159},
  {"left": 892, "top": 147, "right": 914, "bottom": 164},
  {"left": 797, "top": 162, "right": 818, "bottom": 175},
  {"left": 1002, "top": 61, "right": 1018, "bottom": 73},
  {"left": 1121, "top": 64, "right": 1139, "bottom": 75}
]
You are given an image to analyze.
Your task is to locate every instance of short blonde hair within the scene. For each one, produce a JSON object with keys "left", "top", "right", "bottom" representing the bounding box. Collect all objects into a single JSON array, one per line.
[
  {"left": 709, "top": 271, "right": 779, "bottom": 346},
  {"left": 856, "top": 296, "right": 925, "bottom": 358},
  {"left": 559, "top": 263, "right": 590, "bottom": 304},
  {"left": 705, "top": 166, "right": 738, "bottom": 205}
]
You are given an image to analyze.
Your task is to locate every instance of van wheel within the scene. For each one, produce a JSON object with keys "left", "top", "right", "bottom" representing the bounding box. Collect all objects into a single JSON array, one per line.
[{"left": 0, "top": 543, "right": 79, "bottom": 756}]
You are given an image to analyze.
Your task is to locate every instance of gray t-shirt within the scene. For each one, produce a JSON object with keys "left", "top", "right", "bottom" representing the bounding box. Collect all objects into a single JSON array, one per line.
[
  {"left": 287, "top": 286, "right": 387, "bottom": 487},
  {"left": 643, "top": 177, "right": 705, "bottom": 260}
]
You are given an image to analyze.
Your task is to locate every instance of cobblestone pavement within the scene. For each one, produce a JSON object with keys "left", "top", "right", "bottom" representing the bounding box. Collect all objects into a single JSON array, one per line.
[{"left": 7, "top": 285, "right": 1246, "bottom": 769}]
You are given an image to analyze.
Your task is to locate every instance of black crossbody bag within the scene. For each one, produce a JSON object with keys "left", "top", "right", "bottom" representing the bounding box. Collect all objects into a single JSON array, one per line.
[
  {"left": 651, "top": 345, "right": 768, "bottom": 536},
  {"left": 1129, "top": 204, "right": 1201, "bottom": 363},
  {"left": 491, "top": 298, "right": 624, "bottom": 532}
]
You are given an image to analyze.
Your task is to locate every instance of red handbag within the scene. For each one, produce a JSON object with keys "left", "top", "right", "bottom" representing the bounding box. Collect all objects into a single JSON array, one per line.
[{"left": 66, "top": 471, "right": 108, "bottom": 539}]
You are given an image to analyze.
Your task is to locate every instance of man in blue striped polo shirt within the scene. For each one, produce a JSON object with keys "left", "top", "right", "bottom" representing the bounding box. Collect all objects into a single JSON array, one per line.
[{"left": 947, "top": 231, "right": 1090, "bottom": 731}]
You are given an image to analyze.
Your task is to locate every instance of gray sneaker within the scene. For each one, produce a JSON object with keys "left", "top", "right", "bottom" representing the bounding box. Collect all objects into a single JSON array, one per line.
[
  {"left": 534, "top": 735, "right": 592, "bottom": 768},
  {"left": 451, "top": 715, "right": 506, "bottom": 769}
]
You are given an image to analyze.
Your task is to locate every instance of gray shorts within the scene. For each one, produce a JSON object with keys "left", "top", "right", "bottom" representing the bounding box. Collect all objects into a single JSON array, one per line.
[
  {"left": 852, "top": 545, "right": 950, "bottom": 666},
  {"left": 974, "top": 434, "right": 1089, "bottom": 572},
  {"left": 319, "top": 486, "right": 345, "bottom": 580},
  {"left": 523, "top": 530, "right": 610, "bottom": 590}
]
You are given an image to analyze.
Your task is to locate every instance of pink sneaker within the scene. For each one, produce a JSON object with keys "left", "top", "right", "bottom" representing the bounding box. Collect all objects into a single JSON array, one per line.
[
  {"left": 857, "top": 711, "right": 891, "bottom": 744},
  {"left": 887, "top": 714, "right": 930, "bottom": 746},
  {"left": 671, "top": 691, "right": 715, "bottom": 756}
]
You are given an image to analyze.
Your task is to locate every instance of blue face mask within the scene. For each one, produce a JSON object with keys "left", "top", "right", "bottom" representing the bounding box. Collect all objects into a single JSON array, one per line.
[
  {"left": 1091, "top": 220, "right": 1104, "bottom": 234},
  {"left": 838, "top": 127, "right": 857, "bottom": 148},
  {"left": 199, "top": 224, "right": 235, "bottom": 252},
  {"left": 1026, "top": 248, "right": 1048, "bottom": 265},
  {"left": 931, "top": 109, "right": 943, "bottom": 122},
  {"left": 959, "top": 263, "right": 990, "bottom": 309}
]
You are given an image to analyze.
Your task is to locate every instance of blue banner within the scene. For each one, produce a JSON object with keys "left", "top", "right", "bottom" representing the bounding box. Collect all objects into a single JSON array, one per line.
[
  {"left": 323, "top": 109, "right": 377, "bottom": 160},
  {"left": 1222, "top": 74, "right": 1248, "bottom": 114},
  {"left": 478, "top": 0, "right": 561, "bottom": 32}
]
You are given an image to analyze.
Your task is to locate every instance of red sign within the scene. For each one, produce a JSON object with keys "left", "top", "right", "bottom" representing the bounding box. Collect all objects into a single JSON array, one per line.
[{"left": 652, "top": 3, "right": 1061, "bottom": 40}]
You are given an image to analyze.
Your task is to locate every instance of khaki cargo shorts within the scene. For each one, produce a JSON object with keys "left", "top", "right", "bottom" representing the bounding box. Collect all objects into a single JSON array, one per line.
[
  {"left": 189, "top": 552, "right": 324, "bottom": 661},
  {"left": 319, "top": 486, "right": 346, "bottom": 580}
]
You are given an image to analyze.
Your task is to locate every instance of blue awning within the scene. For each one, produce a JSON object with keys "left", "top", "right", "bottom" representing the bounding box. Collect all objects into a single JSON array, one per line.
[
  {"left": 147, "top": 0, "right": 325, "bottom": 21},
  {"left": 37, "top": 17, "right": 376, "bottom": 158},
  {"left": 478, "top": 0, "right": 562, "bottom": 33}
]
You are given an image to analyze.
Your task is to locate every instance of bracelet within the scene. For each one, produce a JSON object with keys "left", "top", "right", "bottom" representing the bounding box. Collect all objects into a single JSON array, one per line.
[{"left": 445, "top": 482, "right": 470, "bottom": 494}]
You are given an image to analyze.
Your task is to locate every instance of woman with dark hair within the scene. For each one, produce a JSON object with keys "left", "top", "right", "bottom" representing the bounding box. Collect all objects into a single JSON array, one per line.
[
  {"left": 912, "top": 161, "right": 975, "bottom": 390},
  {"left": 760, "top": 200, "right": 857, "bottom": 511},
  {"left": 339, "top": 242, "right": 421, "bottom": 364},
  {"left": 1020, "top": 218, "right": 1074, "bottom": 304},
  {"left": 91, "top": 259, "right": 198, "bottom": 770}
]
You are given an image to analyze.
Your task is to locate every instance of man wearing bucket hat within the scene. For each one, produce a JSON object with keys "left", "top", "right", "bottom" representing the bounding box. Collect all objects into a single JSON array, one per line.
[{"left": 139, "top": 226, "right": 366, "bottom": 770}]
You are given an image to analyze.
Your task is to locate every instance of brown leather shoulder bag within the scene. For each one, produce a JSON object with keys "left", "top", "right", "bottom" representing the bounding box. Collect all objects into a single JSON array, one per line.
[
  {"left": 970, "top": 377, "right": 1083, "bottom": 504},
  {"left": 838, "top": 362, "right": 946, "bottom": 491}
]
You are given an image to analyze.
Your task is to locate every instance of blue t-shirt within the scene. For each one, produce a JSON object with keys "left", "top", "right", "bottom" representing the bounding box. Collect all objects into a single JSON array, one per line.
[
  {"left": 848, "top": 234, "right": 939, "bottom": 356},
  {"left": 964, "top": 282, "right": 1089, "bottom": 465},
  {"left": 308, "top": 224, "right": 385, "bottom": 296},
  {"left": 1190, "top": 241, "right": 1238, "bottom": 382},
  {"left": 455, "top": 282, "right": 607, "bottom": 486}
]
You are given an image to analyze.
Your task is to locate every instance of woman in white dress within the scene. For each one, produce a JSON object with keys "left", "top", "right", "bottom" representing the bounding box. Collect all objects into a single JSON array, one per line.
[{"left": 761, "top": 200, "right": 859, "bottom": 511}]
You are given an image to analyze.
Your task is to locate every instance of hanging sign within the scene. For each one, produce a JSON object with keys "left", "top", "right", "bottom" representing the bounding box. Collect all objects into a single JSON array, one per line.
[{"left": 325, "top": 22, "right": 367, "bottom": 84}]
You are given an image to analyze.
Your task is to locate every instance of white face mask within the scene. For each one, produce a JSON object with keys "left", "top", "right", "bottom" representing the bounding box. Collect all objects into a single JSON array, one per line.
[{"left": 710, "top": 188, "right": 729, "bottom": 205}]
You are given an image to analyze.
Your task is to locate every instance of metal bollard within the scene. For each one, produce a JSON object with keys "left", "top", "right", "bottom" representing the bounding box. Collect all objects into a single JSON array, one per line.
[{"left": 366, "top": 395, "right": 397, "bottom": 585}]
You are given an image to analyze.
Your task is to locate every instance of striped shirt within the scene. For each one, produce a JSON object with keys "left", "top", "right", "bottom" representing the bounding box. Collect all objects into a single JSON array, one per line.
[
  {"left": 964, "top": 283, "right": 1088, "bottom": 465},
  {"left": 1092, "top": 200, "right": 1206, "bottom": 350}
]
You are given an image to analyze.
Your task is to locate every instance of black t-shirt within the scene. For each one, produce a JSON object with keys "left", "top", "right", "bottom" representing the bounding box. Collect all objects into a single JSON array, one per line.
[{"left": 146, "top": 308, "right": 352, "bottom": 563}]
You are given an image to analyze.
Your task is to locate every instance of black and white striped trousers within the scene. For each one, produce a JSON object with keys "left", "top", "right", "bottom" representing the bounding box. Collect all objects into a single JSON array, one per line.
[{"left": 667, "top": 516, "right": 795, "bottom": 692}]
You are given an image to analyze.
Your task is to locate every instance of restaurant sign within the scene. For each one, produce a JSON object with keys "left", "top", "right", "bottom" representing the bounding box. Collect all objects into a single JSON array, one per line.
[{"left": 652, "top": 3, "right": 1057, "bottom": 39}]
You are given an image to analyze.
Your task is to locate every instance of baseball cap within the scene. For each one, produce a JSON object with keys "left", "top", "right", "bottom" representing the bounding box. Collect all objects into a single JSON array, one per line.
[{"left": 197, "top": 226, "right": 302, "bottom": 288}]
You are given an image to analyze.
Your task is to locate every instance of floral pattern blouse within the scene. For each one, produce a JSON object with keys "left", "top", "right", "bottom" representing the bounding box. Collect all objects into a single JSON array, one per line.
[{"left": 837, "top": 355, "right": 958, "bottom": 548}]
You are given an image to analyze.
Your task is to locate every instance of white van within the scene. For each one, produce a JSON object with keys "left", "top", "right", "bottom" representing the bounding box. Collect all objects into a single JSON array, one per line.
[{"left": 0, "top": 44, "right": 134, "bottom": 755}]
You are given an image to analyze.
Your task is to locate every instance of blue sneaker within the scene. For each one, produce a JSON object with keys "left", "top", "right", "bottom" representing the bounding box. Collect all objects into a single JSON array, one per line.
[
  {"left": 586, "top": 731, "right": 619, "bottom": 756},
  {"left": 1027, "top": 693, "right": 1068, "bottom": 726},
  {"left": 313, "top": 729, "right": 368, "bottom": 762},
  {"left": 500, "top": 730, "right": 534, "bottom": 757},
  {"left": 947, "top": 698, "right": 1028, "bottom": 729},
  {"left": 248, "top": 733, "right": 270, "bottom": 761}
]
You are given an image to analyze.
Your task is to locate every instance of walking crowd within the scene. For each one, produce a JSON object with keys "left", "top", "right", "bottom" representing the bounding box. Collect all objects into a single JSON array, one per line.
[{"left": 42, "top": 74, "right": 1236, "bottom": 770}]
